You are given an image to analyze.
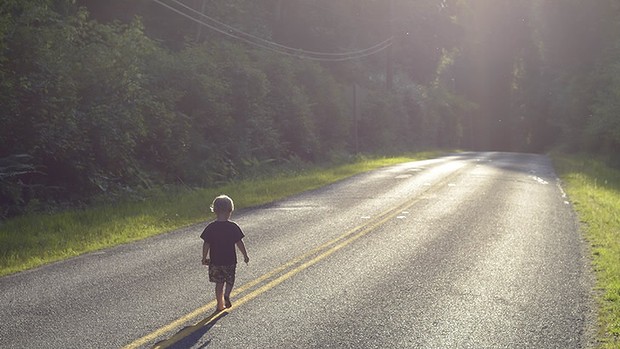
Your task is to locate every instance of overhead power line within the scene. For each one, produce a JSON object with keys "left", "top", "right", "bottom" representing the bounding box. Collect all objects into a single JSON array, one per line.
[
  {"left": 153, "top": 0, "right": 393, "bottom": 61},
  {"left": 171, "top": 0, "right": 391, "bottom": 57}
]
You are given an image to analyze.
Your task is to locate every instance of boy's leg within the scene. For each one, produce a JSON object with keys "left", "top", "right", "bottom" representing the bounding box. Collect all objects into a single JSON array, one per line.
[
  {"left": 215, "top": 282, "right": 225, "bottom": 310},
  {"left": 224, "top": 282, "right": 234, "bottom": 298},
  {"left": 224, "top": 282, "right": 234, "bottom": 308},
  {"left": 222, "top": 265, "right": 236, "bottom": 308}
]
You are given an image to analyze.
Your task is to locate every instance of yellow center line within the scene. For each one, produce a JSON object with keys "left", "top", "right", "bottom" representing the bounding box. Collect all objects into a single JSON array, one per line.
[
  {"left": 151, "top": 200, "right": 410, "bottom": 349},
  {"left": 122, "top": 223, "right": 368, "bottom": 349},
  {"left": 123, "top": 164, "right": 467, "bottom": 349}
]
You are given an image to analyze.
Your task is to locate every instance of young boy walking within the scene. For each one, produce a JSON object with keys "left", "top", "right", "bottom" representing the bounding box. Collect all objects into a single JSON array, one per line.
[{"left": 201, "top": 195, "right": 249, "bottom": 311}]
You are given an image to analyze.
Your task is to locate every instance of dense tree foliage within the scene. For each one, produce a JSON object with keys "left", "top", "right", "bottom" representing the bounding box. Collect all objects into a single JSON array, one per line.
[{"left": 1, "top": 0, "right": 619, "bottom": 217}]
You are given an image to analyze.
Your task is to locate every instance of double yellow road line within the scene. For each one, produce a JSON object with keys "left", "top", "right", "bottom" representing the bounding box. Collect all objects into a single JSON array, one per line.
[
  {"left": 124, "top": 162, "right": 465, "bottom": 348},
  {"left": 123, "top": 199, "right": 413, "bottom": 349}
]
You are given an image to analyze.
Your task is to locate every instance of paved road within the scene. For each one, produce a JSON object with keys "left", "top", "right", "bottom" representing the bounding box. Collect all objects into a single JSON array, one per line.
[{"left": 0, "top": 152, "right": 595, "bottom": 348}]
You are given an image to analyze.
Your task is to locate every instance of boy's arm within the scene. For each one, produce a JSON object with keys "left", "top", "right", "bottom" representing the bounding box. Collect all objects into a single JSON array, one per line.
[
  {"left": 236, "top": 240, "right": 249, "bottom": 264},
  {"left": 202, "top": 241, "right": 210, "bottom": 265}
]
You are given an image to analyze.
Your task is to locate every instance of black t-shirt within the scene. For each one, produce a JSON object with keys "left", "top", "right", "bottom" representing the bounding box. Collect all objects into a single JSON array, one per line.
[{"left": 200, "top": 220, "right": 245, "bottom": 266}]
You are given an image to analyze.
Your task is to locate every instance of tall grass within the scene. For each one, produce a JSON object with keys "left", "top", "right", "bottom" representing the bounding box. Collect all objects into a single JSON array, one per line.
[
  {"left": 0, "top": 153, "right": 438, "bottom": 277},
  {"left": 553, "top": 154, "right": 620, "bottom": 348}
]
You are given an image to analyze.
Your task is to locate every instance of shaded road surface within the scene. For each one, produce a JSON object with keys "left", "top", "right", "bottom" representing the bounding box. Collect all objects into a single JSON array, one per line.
[{"left": 1, "top": 152, "right": 595, "bottom": 348}]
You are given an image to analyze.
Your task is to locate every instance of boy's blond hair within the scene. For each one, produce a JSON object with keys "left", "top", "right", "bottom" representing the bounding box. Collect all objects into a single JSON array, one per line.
[{"left": 211, "top": 195, "right": 234, "bottom": 213}]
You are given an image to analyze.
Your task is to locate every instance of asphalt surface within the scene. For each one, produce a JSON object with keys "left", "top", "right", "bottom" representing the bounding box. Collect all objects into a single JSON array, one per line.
[{"left": 0, "top": 152, "right": 596, "bottom": 348}]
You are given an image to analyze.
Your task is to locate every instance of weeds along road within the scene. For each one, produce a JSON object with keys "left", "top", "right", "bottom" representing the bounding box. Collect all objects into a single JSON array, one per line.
[{"left": 0, "top": 152, "right": 595, "bottom": 348}]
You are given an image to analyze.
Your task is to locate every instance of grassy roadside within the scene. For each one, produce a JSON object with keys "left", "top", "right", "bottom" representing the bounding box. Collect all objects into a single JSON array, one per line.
[
  {"left": 0, "top": 152, "right": 440, "bottom": 277},
  {"left": 552, "top": 153, "right": 620, "bottom": 348}
]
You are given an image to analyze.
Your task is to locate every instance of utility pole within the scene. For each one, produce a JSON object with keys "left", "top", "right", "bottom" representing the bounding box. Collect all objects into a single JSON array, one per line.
[
  {"left": 386, "top": 0, "right": 394, "bottom": 91},
  {"left": 275, "top": 0, "right": 283, "bottom": 22},
  {"left": 195, "top": 0, "right": 207, "bottom": 41},
  {"left": 354, "top": 84, "right": 360, "bottom": 153}
]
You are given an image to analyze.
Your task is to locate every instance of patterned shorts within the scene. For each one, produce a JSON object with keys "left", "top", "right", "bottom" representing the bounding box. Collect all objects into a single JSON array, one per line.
[{"left": 208, "top": 264, "right": 236, "bottom": 284}]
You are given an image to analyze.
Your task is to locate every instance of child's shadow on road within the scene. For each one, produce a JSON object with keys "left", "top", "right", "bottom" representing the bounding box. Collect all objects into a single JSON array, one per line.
[{"left": 155, "top": 310, "right": 228, "bottom": 349}]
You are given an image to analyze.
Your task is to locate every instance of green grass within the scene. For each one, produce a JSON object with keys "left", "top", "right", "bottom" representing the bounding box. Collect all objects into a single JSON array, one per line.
[
  {"left": 0, "top": 152, "right": 440, "bottom": 277},
  {"left": 552, "top": 153, "right": 620, "bottom": 348}
]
